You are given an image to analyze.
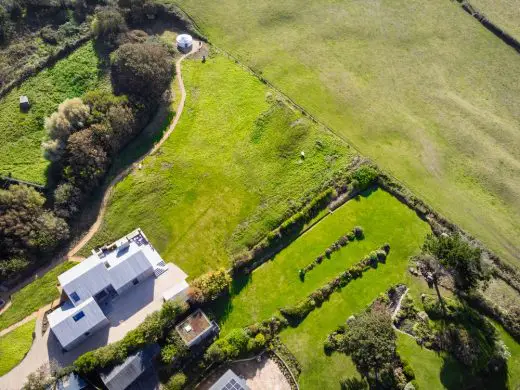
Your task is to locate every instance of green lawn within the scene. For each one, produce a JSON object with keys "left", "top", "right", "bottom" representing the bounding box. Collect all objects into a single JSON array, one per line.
[
  {"left": 80, "top": 54, "right": 354, "bottom": 277},
  {"left": 0, "top": 41, "right": 110, "bottom": 184},
  {"left": 169, "top": 0, "right": 520, "bottom": 268},
  {"left": 0, "top": 262, "right": 75, "bottom": 331},
  {"left": 0, "top": 319, "right": 35, "bottom": 376},
  {"left": 470, "top": 0, "right": 520, "bottom": 42},
  {"left": 215, "top": 188, "right": 430, "bottom": 334}
]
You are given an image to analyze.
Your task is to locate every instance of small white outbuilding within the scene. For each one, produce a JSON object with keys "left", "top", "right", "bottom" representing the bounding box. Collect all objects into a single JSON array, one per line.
[{"left": 176, "top": 34, "right": 193, "bottom": 52}]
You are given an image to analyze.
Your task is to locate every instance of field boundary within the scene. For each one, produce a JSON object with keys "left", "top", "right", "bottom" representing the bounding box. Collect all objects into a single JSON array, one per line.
[{"left": 455, "top": 0, "right": 520, "bottom": 54}]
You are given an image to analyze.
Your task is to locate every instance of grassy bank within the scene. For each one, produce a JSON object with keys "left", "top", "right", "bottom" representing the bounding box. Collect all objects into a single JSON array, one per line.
[
  {"left": 169, "top": 0, "right": 520, "bottom": 268},
  {"left": 0, "top": 41, "right": 110, "bottom": 184},
  {"left": 0, "top": 262, "right": 75, "bottom": 331},
  {"left": 0, "top": 319, "right": 35, "bottom": 376},
  {"left": 80, "top": 54, "right": 353, "bottom": 276}
]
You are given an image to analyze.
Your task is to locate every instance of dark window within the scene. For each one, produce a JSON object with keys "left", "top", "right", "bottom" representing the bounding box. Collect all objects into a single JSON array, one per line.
[
  {"left": 84, "top": 332, "right": 90, "bottom": 336},
  {"left": 132, "top": 278, "right": 139, "bottom": 285},
  {"left": 73, "top": 311, "right": 85, "bottom": 322},
  {"left": 70, "top": 292, "right": 80, "bottom": 302},
  {"left": 104, "top": 261, "right": 111, "bottom": 269}
]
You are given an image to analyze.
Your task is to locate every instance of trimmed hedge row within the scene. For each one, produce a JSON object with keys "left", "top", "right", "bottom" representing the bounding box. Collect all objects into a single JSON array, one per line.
[
  {"left": 74, "top": 300, "right": 189, "bottom": 375},
  {"left": 299, "top": 226, "right": 364, "bottom": 277},
  {"left": 280, "top": 245, "right": 390, "bottom": 324},
  {"left": 187, "top": 268, "right": 232, "bottom": 306},
  {"left": 233, "top": 188, "right": 338, "bottom": 271}
]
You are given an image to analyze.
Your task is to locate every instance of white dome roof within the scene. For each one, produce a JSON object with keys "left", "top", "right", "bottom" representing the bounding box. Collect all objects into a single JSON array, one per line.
[{"left": 176, "top": 34, "right": 193, "bottom": 46}]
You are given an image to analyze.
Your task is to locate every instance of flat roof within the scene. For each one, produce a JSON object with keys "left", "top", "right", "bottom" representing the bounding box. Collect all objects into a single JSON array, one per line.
[{"left": 175, "top": 309, "right": 213, "bottom": 346}]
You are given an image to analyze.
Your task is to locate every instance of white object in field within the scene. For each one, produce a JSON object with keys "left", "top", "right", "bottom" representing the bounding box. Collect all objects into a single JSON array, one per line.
[
  {"left": 301, "top": 151, "right": 305, "bottom": 158},
  {"left": 176, "top": 34, "right": 193, "bottom": 50}
]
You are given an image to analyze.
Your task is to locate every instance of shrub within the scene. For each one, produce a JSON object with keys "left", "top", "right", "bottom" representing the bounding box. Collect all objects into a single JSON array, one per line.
[
  {"left": 353, "top": 226, "right": 364, "bottom": 239},
  {"left": 91, "top": 8, "right": 127, "bottom": 44},
  {"left": 402, "top": 362, "right": 415, "bottom": 380},
  {"left": 383, "top": 243, "right": 391, "bottom": 254},
  {"left": 189, "top": 269, "right": 231, "bottom": 305},
  {"left": 351, "top": 165, "right": 379, "bottom": 190},
  {"left": 247, "top": 333, "right": 266, "bottom": 352},
  {"left": 111, "top": 42, "right": 174, "bottom": 100},
  {"left": 40, "top": 26, "right": 59, "bottom": 44},
  {"left": 205, "top": 328, "right": 250, "bottom": 363},
  {"left": 164, "top": 373, "right": 187, "bottom": 390}
]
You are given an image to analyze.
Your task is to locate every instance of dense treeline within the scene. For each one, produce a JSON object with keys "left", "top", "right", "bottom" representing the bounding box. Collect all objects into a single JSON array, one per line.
[{"left": 0, "top": 185, "right": 69, "bottom": 281}]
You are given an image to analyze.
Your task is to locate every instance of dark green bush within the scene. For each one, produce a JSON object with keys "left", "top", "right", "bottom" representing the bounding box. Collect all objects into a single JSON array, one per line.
[
  {"left": 351, "top": 165, "right": 379, "bottom": 190},
  {"left": 188, "top": 268, "right": 232, "bottom": 305},
  {"left": 164, "top": 373, "right": 187, "bottom": 390}
]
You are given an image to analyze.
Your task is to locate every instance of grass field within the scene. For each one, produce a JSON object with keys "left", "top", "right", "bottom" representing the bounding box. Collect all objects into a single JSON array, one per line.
[
  {"left": 471, "top": 0, "right": 520, "bottom": 42},
  {"left": 169, "top": 0, "right": 520, "bottom": 268},
  {"left": 0, "top": 262, "right": 75, "bottom": 331},
  {"left": 80, "top": 54, "right": 354, "bottom": 276},
  {"left": 0, "top": 319, "right": 35, "bottom": 376},
  {"left": 0, "top": 42, "right": 110, "bottom": 184}
]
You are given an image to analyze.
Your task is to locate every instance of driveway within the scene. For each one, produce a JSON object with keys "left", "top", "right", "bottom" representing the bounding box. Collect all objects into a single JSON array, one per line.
[{"left": 0, "top": 266, "right": 181, "bottom": 390}]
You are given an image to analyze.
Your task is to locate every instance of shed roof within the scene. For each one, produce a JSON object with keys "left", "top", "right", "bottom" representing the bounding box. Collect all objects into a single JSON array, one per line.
[
  {"left": 100, "top": 343, "right": 160, "bottom": 390},
  {"left": 48, "top": 297, "right": 108, "bottom": 349}
]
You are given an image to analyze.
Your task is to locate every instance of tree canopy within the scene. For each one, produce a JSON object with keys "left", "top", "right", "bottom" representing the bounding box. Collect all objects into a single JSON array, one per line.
[{"left": 423, "top": 234, "right": 488, "bottom": 291}]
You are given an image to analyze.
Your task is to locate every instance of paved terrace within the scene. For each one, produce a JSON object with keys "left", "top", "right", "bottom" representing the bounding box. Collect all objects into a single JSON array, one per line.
[{"left": 0, "top": 265, "right": 180, "bottom": 390}]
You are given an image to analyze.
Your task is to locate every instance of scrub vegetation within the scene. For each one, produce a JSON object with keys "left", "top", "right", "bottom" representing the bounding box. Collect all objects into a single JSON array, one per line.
[
  {"left": 81, "top": 53, "right": 354, "bottom": 276},
  {"left": 169, "top": 0, "right": 520, "bottom": 268}
]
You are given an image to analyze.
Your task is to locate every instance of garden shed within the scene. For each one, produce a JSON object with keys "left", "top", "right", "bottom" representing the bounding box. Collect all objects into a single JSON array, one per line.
[{"left": 19, "top": 96, "right": 29, "bottom": 111}]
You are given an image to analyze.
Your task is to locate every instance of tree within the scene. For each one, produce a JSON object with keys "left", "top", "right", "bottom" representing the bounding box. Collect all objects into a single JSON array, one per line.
[
  {"left": 53, "top": 182, "right": 83, "bottom": 219},
  {"left": 0, "top": 185, "right": 69, "bottom": 256},
  {"left": 91, "top": 8, "right": 127, "bottom": 45},
  {"left": 43, "top": 98, "right": 91, "bottom": 161},
  {"left": 416, "top": 253, "right": 447, "bottom": 315},
  {"left": 111, "top": 42, "right": 174, "bottom": 100},
  {"left": 64, "top": 128, "right": 108, "bottom": 190},
  {"left": 338, "top": 307, "right": 396, "bottom": 384},
  {"left": 423, "top": 234, "right": 489, "bottom": 292},
  {"left": 164, "top": 373, "right": 187, "bottom": 390},
  {"left": 188, "top": 269, "right": 232, "bottom": 304}
]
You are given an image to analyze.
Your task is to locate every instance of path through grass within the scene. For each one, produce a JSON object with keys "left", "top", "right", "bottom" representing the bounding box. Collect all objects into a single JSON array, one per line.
[
  {"left": 0, "top": 262, "right": 75, "bottom": 331},
  {"left": 0, "top": 42, "right": 110, "bottom": 184},
  {"left": 170, "top": 0, "right": 520, "bottom": 267},
  {"left": 0, "top": 319, "right": 35, "bottom": 376},
  {"left": 81, "top": 54, "right": 353, "bottom": 277}
]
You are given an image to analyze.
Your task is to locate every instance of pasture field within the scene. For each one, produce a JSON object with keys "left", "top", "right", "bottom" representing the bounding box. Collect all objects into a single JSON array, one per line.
[
  {"left": 470, "top": 0, "right": 520, "bottom": 42},
  {"left": 0, "top": 42, "right": 110, "bottom": 184},
  {"left": 80, "top": 54, "right": 354, "bottom": 276},
  {"left": 0, "top": 262, "right": 75, "bottom": 332},
  {"left": 169, "top": 0, "right": 520, "bottom": 267},
  {"left": 0, "top": 319, "right": 36, "bottom": 376}
]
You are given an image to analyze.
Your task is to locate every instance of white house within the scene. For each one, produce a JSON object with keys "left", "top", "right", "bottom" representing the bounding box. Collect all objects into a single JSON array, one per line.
[{"left": 48, "top": 229, "right": 189, "bottom": 351}]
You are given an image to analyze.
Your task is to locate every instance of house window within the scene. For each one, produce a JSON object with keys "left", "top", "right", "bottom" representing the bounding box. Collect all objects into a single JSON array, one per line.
[
  {"left": 70, "top": 292, "right": 80, "bottom": 302},
  {"left": 132, "top": 278, "right": 139, "bottom": 285},
  {"left": 73, "top": 311, "right": 85, "bottom": 322},
  {"left": 84, "top": 332, "right": 90, "bottom": 337},
  {"left": 104, "top": 261, "right": 111, "bottom": 269}
]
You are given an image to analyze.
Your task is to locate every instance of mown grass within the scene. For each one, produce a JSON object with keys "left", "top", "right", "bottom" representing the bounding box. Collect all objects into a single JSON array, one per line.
[
  {"left": 80, "top": 54, "right": 354, "bottom": 276},
  {"left": 0, "top": 41, "right": 110, "bottom": 184},
  {"left": 0, "top": 319, "right": 36, "bottom": 376},
  {"left": 214, "top": 188, "right": 430, "bottom": 334},
  {"left": 170, "top": 0, "right": 520, "bottom": 268},
  {"left": 470, "top": 0, "right": 520, "bottom": 42},
  {"left": 0, "top": 262, "right": 75, "bottom": 331}
]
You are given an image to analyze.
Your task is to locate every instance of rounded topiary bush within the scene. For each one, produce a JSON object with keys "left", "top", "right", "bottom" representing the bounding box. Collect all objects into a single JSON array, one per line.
[{"left": 353, "top": 226, "right": 364, "bottom": 239}]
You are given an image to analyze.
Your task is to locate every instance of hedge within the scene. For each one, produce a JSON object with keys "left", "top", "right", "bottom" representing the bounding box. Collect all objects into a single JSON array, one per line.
[
  {"left": 281, "top": 245, "right": 389, "bottom": 324},
  {"left": 233, "top": 188, "right": 337, "bottom": 272},
  {"left": 299, "top": 226, "right": 364, "bottom": 277},
  {"left": 74, "top": 300, "right": 189, "bottom": 374}
]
